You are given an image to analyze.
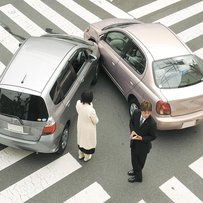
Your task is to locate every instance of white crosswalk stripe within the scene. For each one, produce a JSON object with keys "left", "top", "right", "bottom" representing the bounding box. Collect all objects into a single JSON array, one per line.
[
  {"left": 154, "top": 1, "right": 203, "bottom": 26},
  {"left": 159, "top": 176, "right": 203, "bottom": 203},
  {"left": 137, "top": 200, "right": 146, "bottom": 203},
  {"left": 64, "top": 182, "right": 110, "bottom": 203},
  {"left": 128, "top": 0, "right": 181, "bottom": 19},
  {"left": 0, "top": 153, "right": 81, "bottom": 203},
  {"left": 0, "top": 4, "right": 46, "bottom": 36},
  {"left": 0, "top": 147, "right": 32, "bottom": 171},
  {"left": 24, "top": 0, "right": 83, "bottom": 37},
  {"left": 57, "top": 0, "right": 101, "bottom": 24},
  {"left": 0, "top": 25, "right": 19, "bottom": 54},
  {"left": 189, "top": 156, "right": 203, "bottom": 179},
  {"left": 90, "top": 0, "right": 133, "bottom": 19},
  {"left": 178, "top": 22, "right": 203, "bottom": 42}
]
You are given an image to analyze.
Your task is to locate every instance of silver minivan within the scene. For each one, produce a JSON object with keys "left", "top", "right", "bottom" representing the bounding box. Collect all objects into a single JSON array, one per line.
[{"left": 0, "top": 34, "right": 99, "bottom": 153}]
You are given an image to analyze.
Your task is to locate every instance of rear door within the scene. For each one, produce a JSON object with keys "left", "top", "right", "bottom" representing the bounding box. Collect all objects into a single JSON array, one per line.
[{"left": 115, "top": 43, "right": 146, "bottom": 95}]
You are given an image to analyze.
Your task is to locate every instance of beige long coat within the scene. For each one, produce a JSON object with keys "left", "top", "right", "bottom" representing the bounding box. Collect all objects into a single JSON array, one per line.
[{"left": 76, "top": 100, "right": 99, "bottom": 150}]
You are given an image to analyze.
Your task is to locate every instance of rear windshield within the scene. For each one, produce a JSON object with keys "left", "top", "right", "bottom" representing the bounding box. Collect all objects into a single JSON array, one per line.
[
  {"left": 0, "top": 88, "right": 48, "bottom": 121},
  {"left": 153, "top": 55, "right": 203, "bottom": 89}
]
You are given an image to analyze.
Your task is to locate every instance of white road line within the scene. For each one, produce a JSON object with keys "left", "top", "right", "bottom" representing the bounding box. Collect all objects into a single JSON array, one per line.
[
  {"left": 195, "top": 48, "right": 203, "bottom": 59},
  {"left": 0, "top": 153, "right": 81, "bottom": 203},
  {"left": 138, "top": 200, "right": 146, "bottom": 203},
  {"left": 24, "top": 0, "right": 83, "bottom": 37},
  {"left": 0, "top": 25, "right": 19, "bottom": 54},
  {"left": 159, "top": 176, "right": 203, "bottom": 203},
  {"left": 57, "top": 0, "right": 101, "bottom": 24},
  {"left": 0, "top": 148, "right": 32, "bottom": 171},
  {"left": 178, "top": 22, "right": 203, "bottom": 42},
  {"left": 0, "top": 4, "right": 46, "bottom": 36},
  {"left": 128, "top": 0, "right": 181, "bottom": 19},
  {"left": 0, "top": 61, "right": 5, "bottom": 75},
  {"left": 90, "top": 0, "right": 133, "bottom": 19},
  {"left": 155, "top": 1, "right": 203, "bottom": 26},
  {"left": 189, "top": 156, "right": 203, "bottom": 179},
  {"left": 64, "top": 182, "right": 110, "bottom": 203}
]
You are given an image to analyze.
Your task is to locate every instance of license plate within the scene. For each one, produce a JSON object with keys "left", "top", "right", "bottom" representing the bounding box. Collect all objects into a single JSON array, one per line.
[
  {"left": 7, "top": 123, "right": 23, "bottom": 133},
  {"left": 182, "top": 120, "right": 196, "bottom": 129}
]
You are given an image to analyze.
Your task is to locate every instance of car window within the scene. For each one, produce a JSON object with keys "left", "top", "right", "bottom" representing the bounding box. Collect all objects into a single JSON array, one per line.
[
  {"left": 123, "top": 44, "right": 146, "bottom": 74},
  {"left": 0, "top": 88, "right": 48, "bottom": 121},
  {"left": 105, "top": 31, "right": 129, "bottom": 55},
  {"left": 50, "top": 65, "right": 76, "bottom": 104},
  {"left": 71, "top": 50, "right": 88, "bottom": 74},
  {"left": 153, "top": 55, "right": 203, "bottom": 89}
]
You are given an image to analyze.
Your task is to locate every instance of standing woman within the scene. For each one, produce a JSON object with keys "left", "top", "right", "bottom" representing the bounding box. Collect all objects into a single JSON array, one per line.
[{"left": 76, "top": 90, "right": 99, "bottom": 162}]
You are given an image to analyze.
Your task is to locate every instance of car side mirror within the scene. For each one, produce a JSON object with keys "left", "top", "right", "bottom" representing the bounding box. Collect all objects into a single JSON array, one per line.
[
  {"left": 100, "top": 34, "right": 105, "bottom": 41},
  {"left": 88, "top": 54, "right": 97, "bottom": 62}
]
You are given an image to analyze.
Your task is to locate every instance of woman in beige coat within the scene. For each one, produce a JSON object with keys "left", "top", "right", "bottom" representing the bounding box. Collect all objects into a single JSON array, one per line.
[{"left": 76, "top": 91, "right": 99, "bottom": 162}]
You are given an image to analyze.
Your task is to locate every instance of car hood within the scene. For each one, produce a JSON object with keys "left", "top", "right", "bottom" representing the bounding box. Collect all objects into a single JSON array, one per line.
[
  {"left": 160, "top": 82, "right": 203, "bottom": 116},
  {"left": 91, "top": 18, "right": 142, "bottom": 31}
]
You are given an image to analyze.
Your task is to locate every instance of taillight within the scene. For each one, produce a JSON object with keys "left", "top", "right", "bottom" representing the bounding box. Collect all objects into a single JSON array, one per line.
[
  {"left": 42, "top": 118, "right": 56, "bottom": 135},
  {"left": 156, "top": 100, "right": 171, "bottom": 115}
]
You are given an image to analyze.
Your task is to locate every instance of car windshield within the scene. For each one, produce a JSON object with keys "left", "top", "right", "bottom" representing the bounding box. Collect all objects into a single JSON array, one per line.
[
  {"left": 0, "top": 88, "right": 48, "bottom": 121},
  {"left": 153, "top": 55, "right": 203, "bottom": 89}
]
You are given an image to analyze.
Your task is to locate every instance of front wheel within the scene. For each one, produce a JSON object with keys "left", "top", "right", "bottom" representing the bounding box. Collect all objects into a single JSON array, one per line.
[
  {"left": 128, "top": 98, "right": 140, "bottom": 116},
  {"left": 57, "top": 125, "right": 69, "bottom": 154}
]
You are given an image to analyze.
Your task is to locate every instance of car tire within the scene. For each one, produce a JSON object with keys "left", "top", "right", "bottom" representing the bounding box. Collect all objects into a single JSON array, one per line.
[
  {"left": 91, "top": 64, "right": 100, "bottom": 85},
  {"left": 57, "top": 124, "right": 69, "bottom": 154},
  {"left": 129, "top": 97, "right": 140, "bottom": 116}
]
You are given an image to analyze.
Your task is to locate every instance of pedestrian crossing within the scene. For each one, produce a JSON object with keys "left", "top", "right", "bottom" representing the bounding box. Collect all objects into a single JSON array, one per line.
[
  {"left": 159, "top": 176, "right": 203, "bottom": 203},
  {"left": 0, "top": 0, "right": 202, "bottom": 202},
  {"left": 24, "top": 0, "right": 83, "bottom": 37},
  {"left": 64, "top": 182, "right": 110, "bottom": 203},
  {"left": 128, "top": 0, "right": 181, "bottom": 19}
]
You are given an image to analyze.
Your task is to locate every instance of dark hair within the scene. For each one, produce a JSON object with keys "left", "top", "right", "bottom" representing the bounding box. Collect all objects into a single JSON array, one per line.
[
  {"left": 140, "top": 101, "right": 152, "bottom": 111},
  {"left": 81, "top": 91, "right": 93, "bottom": 105}
]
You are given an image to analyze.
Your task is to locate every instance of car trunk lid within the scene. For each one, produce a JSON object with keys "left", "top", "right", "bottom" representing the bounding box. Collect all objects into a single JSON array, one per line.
[
  {"left": 160, "top": 82, "right": 203, "bottom": 116},
  {"left": 0, "top": 115, "right": 46, "bottom": 141},
  {"left": 0, "top": 88, "right": 49, "bottom": 141}
]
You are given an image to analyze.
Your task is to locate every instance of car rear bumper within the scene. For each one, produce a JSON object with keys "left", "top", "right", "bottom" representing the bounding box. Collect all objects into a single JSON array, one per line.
[
  {"left": 0, "top": 133, "right": 60, "bottom": 153},
  {"left": 155, "top": 111, "right": 203, "bottom": 130}
]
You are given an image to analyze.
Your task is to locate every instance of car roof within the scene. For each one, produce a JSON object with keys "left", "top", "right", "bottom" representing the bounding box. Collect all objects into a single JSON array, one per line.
[
  {"left": 0, "top": 36, "right": 76, "bottom": 93},
  {"left": 125, "top": 23, "right": 191, "bottom": 60}
]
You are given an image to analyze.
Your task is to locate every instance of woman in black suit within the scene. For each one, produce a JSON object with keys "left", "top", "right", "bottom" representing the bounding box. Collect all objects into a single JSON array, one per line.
[{"left": 128, "top": 101, "right": 156, "bottom": 183}]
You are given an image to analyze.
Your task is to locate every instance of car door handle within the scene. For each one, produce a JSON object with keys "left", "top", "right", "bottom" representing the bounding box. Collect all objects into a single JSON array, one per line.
[
  {"left": 130, "top": 81, "right": 134, "bottom": 86},
  {"left": 112, "top": 61, "right": 115, "bottom": 66},
  {"left": 81, "top": 77, "right": 84, "bottom": 82}
]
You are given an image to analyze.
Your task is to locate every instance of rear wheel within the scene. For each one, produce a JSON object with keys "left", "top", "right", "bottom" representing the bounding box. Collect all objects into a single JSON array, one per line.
[
  {"left": 57, "top": 125, "right": 69, "bottom": 154},
  {"left": 129, "top": 97, "right": 140, "bottom": 116}
]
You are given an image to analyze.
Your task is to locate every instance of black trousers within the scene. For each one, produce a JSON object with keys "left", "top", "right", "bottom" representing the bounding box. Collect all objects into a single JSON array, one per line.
[{"left": 131, "top": 148, "right": 147, "bottom": 180}]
